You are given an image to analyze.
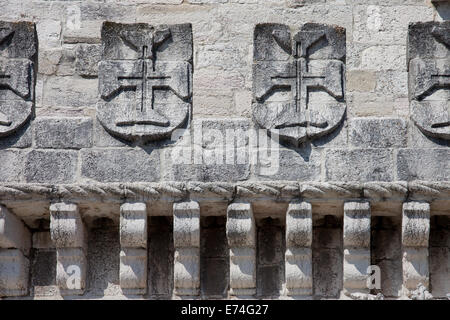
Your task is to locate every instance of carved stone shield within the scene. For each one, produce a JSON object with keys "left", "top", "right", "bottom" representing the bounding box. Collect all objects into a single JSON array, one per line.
[
  {"left": 252, "top": 23, "right": 346, "bottom": 147},
  {"left": 0, "top": 21, "right": 36, "bottom": 137},
  {"left": 97, "top": 22, "right": 193, "bottom": 143},
  {"left": 408, "top": 21, "right": 450, "bottom": 140}
]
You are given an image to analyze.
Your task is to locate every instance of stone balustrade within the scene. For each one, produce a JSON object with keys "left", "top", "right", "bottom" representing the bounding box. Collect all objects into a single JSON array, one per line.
[{"left": 0, "top": 182, "right": 447, "bottom": 300}]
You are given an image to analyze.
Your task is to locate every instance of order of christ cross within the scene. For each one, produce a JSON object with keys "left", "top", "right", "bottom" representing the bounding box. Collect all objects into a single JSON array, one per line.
[
  {"left": 255, "top": 30, "right": 344, "bottom": 129},
  {"left": 270, "top": 57, "right": 326, "bottom": 114},
  {"left": 99, "top": 27, "right": 192, "bottom": 128},
  {"left": 115, "top": 45, "right": 172, "bottom": 127},
  {"left": 97, "top": 22, "right": 192, "bottom": 143}
]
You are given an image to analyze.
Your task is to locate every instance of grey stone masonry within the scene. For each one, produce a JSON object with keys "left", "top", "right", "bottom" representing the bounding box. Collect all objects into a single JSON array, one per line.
[
  {"left": 25, "top": 150, "right": 78, "bottom": 183},
  {"left": 75, "top": 44, "right": 102, "bottom": 77},
  {"left": 0, "top": 21, "right": 37, "bottom": 138},
  {"left": 0, "top": 0, "right": 448, "bottom": 301},
  {"left": 397, "top": 149, "right": 450, "bottom": 181},
  {"left": 35, "top": 117, "right": 93, "bottom": 149},
  {"left": 349, "top": 118, "right": 407, "bottom": 148},
  {"left": 81, "top": 148, "right": 160, "bottom": 182},
  {"left": 325, "top": 149, "right": 394, "bottom": 182}
]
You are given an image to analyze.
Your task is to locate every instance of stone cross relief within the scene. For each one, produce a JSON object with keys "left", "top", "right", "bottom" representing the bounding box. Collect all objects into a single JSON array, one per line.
[
  {"left": 0, "top": 22, "right": 36, "bottom": 137},
  {"left": 253, "top": 23, "right": 346, "bottom": 147},
  {"left": 98, "top": 22, "right": 192, "bottom": 143},
  {"left": 409, "top": 21, "right": 450, "bottom": 140}
]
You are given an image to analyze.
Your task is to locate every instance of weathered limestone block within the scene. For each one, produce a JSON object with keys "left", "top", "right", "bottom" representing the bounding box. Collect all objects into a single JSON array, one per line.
[
  {"left": 285, "top": 201, "right": 312, "bottom": 296},
  {"left": 35, "top": 117, "right": 93, "bottom": 149},
  {"left": 408, "top": 21, "right": 450, "bottom": 140},
  {"left": 343, "top": 202, "right": 371, "bottom": 297},
  {"left": 255, "top": 148, "right": 321, "bottom": 181},
  {"left": 0, "top": 205, "right": 31, "bottom": 254},
  {"left": 119, "top": 202, "right": 147, "bottom": 294},
  {"left": 41, "top": 76, "right": 98, "bottom": 108},
  {"left": 36, "top": 20, "right": 61, "bottom": 49},
  {"left": 81, "top": 148, "right": 160, "bottom": 182},
  {"left": 325, "top": 149, "right": 394, "bottom": 181},
  {"left": 253, "top": 23, "right": 346, "bottom": 147},
  {"left": 97, "top": 22, "right": 193, "bottom": 143},
  {"left": 173, "top": 201, "right": 200, "bottom": 296},
  {"left": 349, "top": 118, "right": 407, "bottom": 148},
  {"left": 25, "top": 150, "right": 78, "bottom": 183},
  {"left": 0, "top": 249, "right": 29, "bottom": 297},
  {"left": 226, "top": 202, "right": 256, "bottom": 296},
  {"left": 0, "top": 150, "right": 25, "bottom": 182},
  {"left": 397, "top": 148, "right": 449, "bottom": 181},
  {"left": 0, "top": 205, "right": 31, "bottom": 297},
  {"left": 50, "top": 202, "right": 87, "bottom": 295},
  {"left": 402, "top": 202, "right": 430, "bottom": 296},
  {"left": 75, "top": 44, "right": 102, "bottom": 77},
  {"left": 0, "top": 21, "right": 37, "bottom": 138}
]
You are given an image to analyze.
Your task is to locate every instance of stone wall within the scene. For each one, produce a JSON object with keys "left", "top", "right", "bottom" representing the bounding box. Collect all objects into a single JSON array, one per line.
[{"left": 0, "top": 0, "right": 448, "bottom": 300}]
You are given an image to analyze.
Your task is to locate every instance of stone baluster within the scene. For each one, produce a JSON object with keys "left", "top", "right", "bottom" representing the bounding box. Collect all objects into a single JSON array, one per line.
[
  {"left": 226, "top": 202, "right": 256, "bottom": 296},
  {"left": 120, "top": 202, "right": 148, "bottom": 294},
  {"left": 285, "top": 201, "right": 313, "bottom": 297},
  {"left": 50, "top": 202, "right": 86, "bottom": 295},
  {"left": 0, "top": 205, "right": 31, "bottom": 297},
  {"left": 402, "top": 202, "right": 430, "bottom": 297},
  {"left": 173, "top": 201, "right": 200, "bottom": 296},
  {"left": 343, "top": 201, "right": 371, "bottom": 297}
]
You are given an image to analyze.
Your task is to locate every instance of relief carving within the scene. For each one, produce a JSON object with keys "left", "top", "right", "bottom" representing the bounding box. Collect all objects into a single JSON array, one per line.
[
  {"left": 408, "top": 21, "right": 450, "bottom": 140},
  {"left": 253, "top": 23, "right": 346, "bottom": 147},
  {"left": 98, "top": 22, "right": 193, "bottom": 143}
]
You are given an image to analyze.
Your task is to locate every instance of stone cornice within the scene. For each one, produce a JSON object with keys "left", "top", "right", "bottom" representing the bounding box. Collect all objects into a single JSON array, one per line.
[{"left": 0, "top": 181, "right": 448, "bottom": 203}]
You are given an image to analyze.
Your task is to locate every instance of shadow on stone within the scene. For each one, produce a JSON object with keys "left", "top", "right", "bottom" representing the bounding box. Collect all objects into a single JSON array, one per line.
[
  {"left": 256, "top": 217, "right": 285, "bottom": 298},
  {"left": 147, "top": 216, "right": 174, "bottom": 299},
  {"left": 435, "top": 3, "right": 450, "bottom": 21},
  {"left": 201, "top": 216, "right": 229, "bottom": 298},
  {"left": 371, "top": 216, "right": 402, "bottom": 298},
  {"left": 313, "top": 215, "right": 343, "bottom": 299}
]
